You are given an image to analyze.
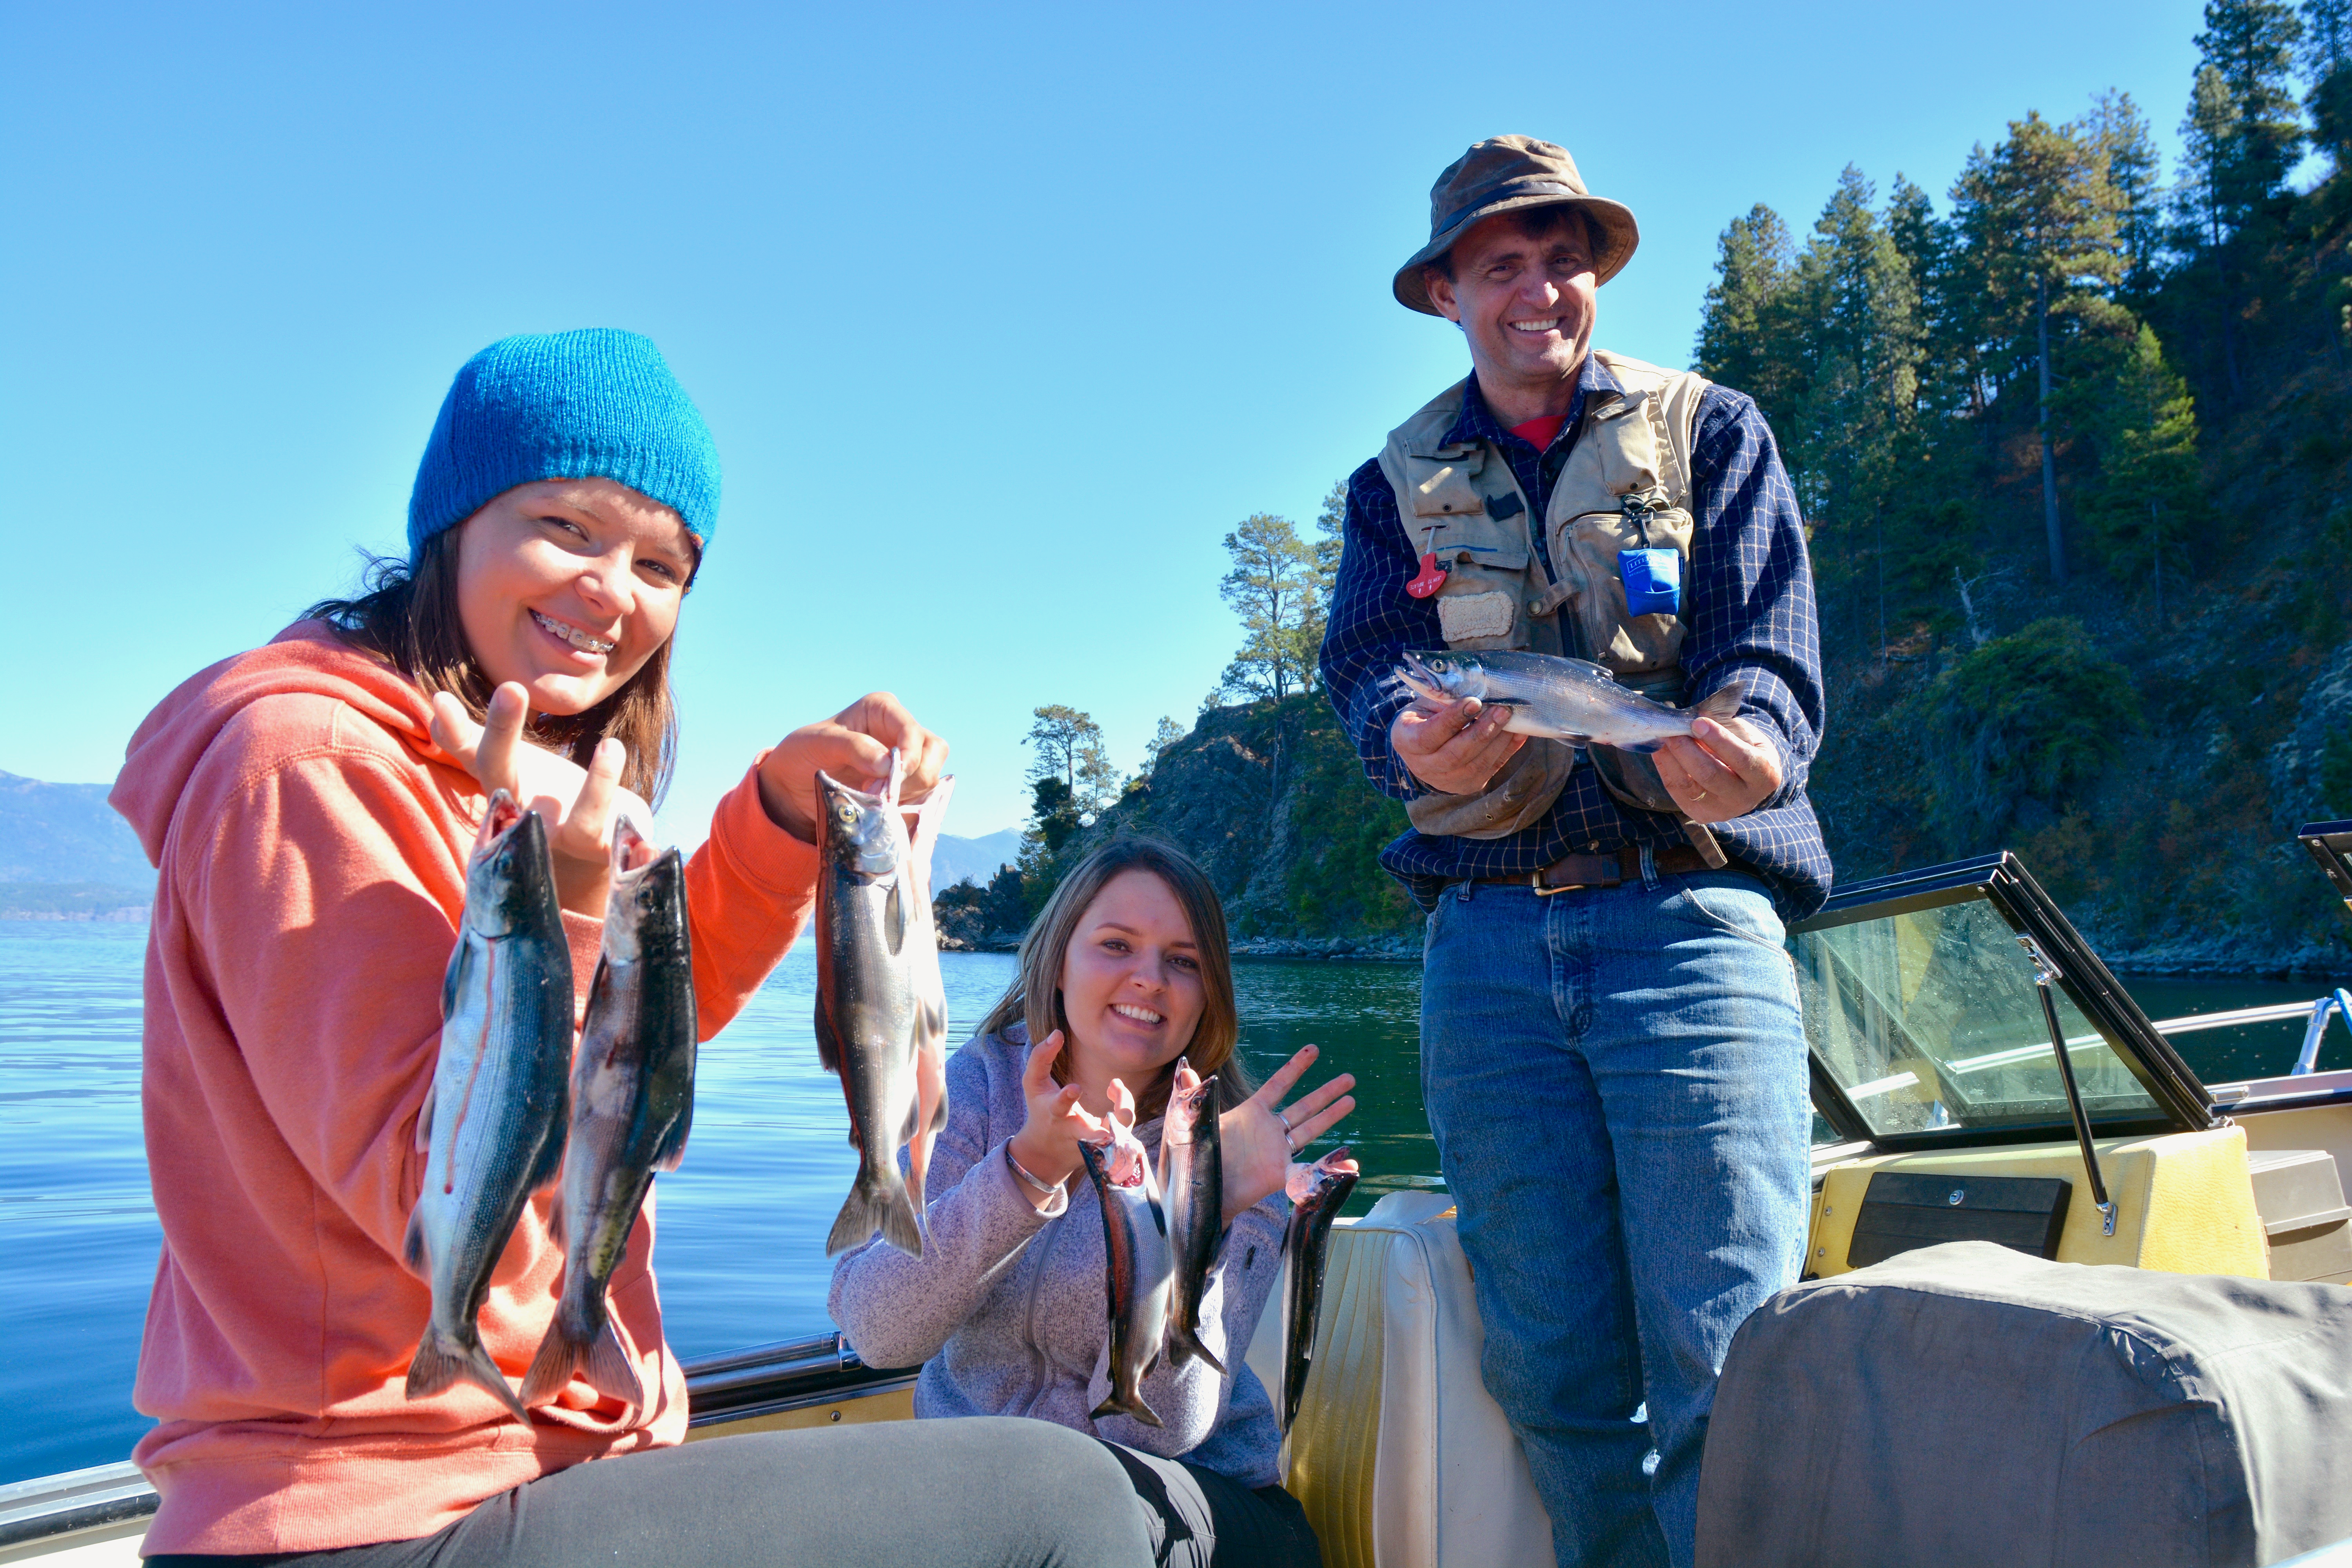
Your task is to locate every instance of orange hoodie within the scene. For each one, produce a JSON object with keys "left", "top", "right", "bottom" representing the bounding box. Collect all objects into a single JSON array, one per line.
[{"left": 110, "top": 622, "right": 818, "bottom": 1555}]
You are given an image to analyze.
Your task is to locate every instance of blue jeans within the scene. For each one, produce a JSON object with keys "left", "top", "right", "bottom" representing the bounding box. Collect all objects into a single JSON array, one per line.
[{"left": 1420, "top": 869, "right": 1811, "bottom": 1568}]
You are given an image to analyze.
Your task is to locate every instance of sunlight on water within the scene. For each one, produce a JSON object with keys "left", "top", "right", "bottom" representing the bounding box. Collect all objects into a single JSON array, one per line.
[{"left": 1, "top": 917, "right": 2341, "bottom": 1485}]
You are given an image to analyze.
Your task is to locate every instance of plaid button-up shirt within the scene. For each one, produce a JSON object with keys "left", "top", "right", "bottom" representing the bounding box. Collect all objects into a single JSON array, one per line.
[{"left": 1317, "top": 354, "right": 1832, "bottom": 920}]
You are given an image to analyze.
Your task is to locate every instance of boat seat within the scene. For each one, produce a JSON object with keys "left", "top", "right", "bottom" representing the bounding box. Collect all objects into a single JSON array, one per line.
[
  {"left": 1806, "top": 1123, "right": 2270, "bottom": 1279},
  {"left": 1246, "top": 1192, "right": 1553, "bottom": 1568},
  {"left": 1695, "top": 1240, "right": 2352, "bottom": 1566}
]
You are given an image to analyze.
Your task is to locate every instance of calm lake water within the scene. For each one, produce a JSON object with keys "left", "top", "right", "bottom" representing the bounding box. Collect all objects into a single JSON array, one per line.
[{"left": 2, "top": 917, "right": 2345, "bottom": 1486}]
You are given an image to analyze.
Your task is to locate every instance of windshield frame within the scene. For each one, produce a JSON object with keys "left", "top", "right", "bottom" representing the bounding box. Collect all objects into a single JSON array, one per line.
[{"left": 1791, "top": 852, "right": 2218, "bottom": 1151}]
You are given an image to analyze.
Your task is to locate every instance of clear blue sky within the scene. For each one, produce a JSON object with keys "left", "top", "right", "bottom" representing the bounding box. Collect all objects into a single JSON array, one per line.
[{"left": 2, "top": 0, "right": 2211, "bottom": 840}]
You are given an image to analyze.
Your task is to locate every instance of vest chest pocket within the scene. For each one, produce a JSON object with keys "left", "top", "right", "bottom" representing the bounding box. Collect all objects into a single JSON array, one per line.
[
  {"left": 1403, "top": 451, "right": 1536, "bottom": 652},
  {"left": 1549, "top": 505, "right": 1694, "bottom": 676}
]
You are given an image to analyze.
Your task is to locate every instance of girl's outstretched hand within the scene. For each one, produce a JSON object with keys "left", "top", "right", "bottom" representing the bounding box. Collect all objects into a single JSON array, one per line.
[
  {"left": 756, "top": 691, "right": 949, "bottom": 844},
  {"left": 1220, "top": 1044, "right": 1356, "bottom": 1223},
  {"left": 429, "top": 684, "right": 649, "bottom": 916},
  {"left": 1005, "top": 1032, "right": 1108, "bottom": 1205}
]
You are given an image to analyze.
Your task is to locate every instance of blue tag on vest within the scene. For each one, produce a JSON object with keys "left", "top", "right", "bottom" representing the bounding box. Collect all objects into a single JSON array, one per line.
[{"left": 1621, "top": 548, "right": 1681, "bottom": 617}]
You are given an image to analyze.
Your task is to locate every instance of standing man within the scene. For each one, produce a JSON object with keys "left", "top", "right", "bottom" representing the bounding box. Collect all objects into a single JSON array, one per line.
[{"left": 1318, "top": 136, "right": 1829, "bottom": 1568}]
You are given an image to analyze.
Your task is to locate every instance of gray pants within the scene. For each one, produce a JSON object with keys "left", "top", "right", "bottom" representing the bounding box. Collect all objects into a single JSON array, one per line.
[{"left": 147, "top": 1418, "right": 1316, "bottom": 1568}]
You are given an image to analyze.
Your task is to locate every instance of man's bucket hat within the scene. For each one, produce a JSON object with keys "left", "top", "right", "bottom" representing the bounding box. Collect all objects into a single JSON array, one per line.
[{"left": 1393, "top": 135, "right": 1640, "bottom": 315}]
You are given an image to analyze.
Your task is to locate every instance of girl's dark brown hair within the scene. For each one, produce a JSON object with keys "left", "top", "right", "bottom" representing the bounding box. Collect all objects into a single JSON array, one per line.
[
  {"left": 304, "top": 526, "right": 682, "bottom": 806},
  {"left": 976, "top": 837, "right": 1253, "bottom": 1122}
]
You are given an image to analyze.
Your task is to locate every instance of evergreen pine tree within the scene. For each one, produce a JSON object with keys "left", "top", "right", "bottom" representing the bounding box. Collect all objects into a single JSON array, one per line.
[{"left": 1694, "top": 204, "right": 1797, "bottom": 409}]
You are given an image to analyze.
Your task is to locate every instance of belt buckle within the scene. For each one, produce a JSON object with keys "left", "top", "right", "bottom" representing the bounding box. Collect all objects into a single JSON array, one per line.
[{"left": 1531, "top": 871, "right": 1590, "bottom": 898}]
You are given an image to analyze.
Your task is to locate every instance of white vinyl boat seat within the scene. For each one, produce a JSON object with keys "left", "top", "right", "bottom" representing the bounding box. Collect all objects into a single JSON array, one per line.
[{"left": 1242, "top": 1191, "right": 1553, "bottom": 1568}]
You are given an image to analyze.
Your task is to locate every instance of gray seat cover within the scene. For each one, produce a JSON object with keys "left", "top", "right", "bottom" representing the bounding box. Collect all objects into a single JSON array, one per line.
[{"left": 1695, "top": 1241, "right": 2352, "bottom": 1568}]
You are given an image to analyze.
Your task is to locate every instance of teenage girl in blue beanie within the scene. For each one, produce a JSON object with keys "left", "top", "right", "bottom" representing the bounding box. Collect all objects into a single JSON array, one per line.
[{"left": 117, "top": 329, "right": 1157, "bottom": 1568}]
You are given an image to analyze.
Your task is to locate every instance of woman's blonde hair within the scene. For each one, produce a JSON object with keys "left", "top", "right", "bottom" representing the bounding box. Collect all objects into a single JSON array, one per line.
[{"left": 976, "top": 838, "right": 1252, "bottom": 1121}]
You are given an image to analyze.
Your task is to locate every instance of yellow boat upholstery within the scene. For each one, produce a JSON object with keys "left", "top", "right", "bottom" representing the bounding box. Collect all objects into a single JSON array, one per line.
[
  {"left": 1248, "top": 1192, "right": 1554, "bottom": 1568},
  {"left": 1806, "top": 1123, "right": 2269, "bottom": 1279}
]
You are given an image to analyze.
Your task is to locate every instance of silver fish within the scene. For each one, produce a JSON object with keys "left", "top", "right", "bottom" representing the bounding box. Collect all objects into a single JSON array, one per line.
[
  {"left": 1160, "top": 1061, "right": 1226, "bottom": 1374},
  {"left": 1395, "top": 648, "right": 1741, "bottom": 752},
  {"left": 1280, "top": 1147, "right": 1360, "bottom": 1432},
  {"left": 403, "top": 791, "right": 573, "bottom": 1423},
  {"left": 519, "top": 816, "right": 696, "bottom": 1410},
  {"left": 1083, "top": 1118, "right": 1176, "bottom": 1428},
  {"left": 815, "top": 752, "right": 951, "bottom": 1257}
]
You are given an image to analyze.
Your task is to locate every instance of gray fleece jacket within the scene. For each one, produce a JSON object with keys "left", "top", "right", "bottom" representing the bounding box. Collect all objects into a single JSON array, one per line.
[{"left": 828, "top": 1024, "right": 1291, "bottom": 1487}]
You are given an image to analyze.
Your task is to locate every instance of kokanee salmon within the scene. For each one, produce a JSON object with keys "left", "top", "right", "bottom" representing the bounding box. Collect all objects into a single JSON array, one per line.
[
  {"left": 403, "top": 791, "right": 573, "bottom": 1423},
  {"left": 1395, "top": 648, "right": 1742, "bottom": 751},
  {"left": 522, "top": 815, "right": 697, "bottom": 1410},
  {"left": 815, "top": 751, "right": 954, "bottom": 1258}
]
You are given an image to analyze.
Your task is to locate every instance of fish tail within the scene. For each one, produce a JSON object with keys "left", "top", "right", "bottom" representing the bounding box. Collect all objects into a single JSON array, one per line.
[
  {"left": 407, "top": 1325, "right": 529, "bottom": 1424},
  {"left": 1166, "top": 1323, "right": 1227, "bottom": 1377},
  {"left": 520, "top": 1299, "right": 643, "bottom": 1409},
  {"left": 827, "top": 1165, "right": 925, "bottom": 1258},
  {"left": 1091, "top": 1388, "right": 1165, "bottom": 1428}
]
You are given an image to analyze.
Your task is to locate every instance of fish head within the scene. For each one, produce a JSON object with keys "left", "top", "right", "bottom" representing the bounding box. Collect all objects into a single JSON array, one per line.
[
  {"left": 1165, "top": 1063, "right": 1215, "bottom": 1146},
  {"left": 604, "top": 818, "right": 688, "bottom": 961},
  {"left": 1397, "top": 649, "right": 1482, "bottom": 704},
  {"left": 463, "top": 791, "right": 555, "bottom": 937},
  {"left": 1085, "top": 1116, "right": 1150, "bottom": 1189},
  {"left": 816, "top": 769, "right": 904, "bottom": 878},
  {"left": 1284, "top": 1146, "right": 1360, "bottom": 1209}
]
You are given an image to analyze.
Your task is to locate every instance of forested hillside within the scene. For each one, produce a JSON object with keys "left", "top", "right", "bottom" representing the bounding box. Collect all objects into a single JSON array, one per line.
[
  {"left": 947, "top": 0, "right": 2352, "bottom": 973},
  {"left": 1695, "top": 0, "right": 2352, "bottom": 969}
]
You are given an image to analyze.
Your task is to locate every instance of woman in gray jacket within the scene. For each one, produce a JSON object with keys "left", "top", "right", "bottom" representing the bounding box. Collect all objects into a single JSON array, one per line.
[{"left": 829, "top": 839, "right": 1356, "bottom": 1568}]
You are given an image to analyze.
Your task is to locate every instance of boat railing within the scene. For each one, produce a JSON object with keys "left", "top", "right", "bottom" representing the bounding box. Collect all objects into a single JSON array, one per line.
[
  {"left": 2147, "top": 989, "right": 2352, "bottom": 1078},
  {"left": 0, "top": 1460, "right": 156, "bottom": 1552}
]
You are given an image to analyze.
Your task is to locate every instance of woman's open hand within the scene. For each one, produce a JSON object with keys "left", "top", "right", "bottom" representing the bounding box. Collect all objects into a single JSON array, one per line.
[
  {"left": 428, "top": 684, "right": 648, "bottom": 917},
  {"left": 1005, "top": 1032, "right": 1109, "bottom": 1205},
  {"left": 756, "top": 692, "right": 949, "bottom": 844},
  {"left": 1220, "top": 1045, "right": 1356, "bottom": 1224}
]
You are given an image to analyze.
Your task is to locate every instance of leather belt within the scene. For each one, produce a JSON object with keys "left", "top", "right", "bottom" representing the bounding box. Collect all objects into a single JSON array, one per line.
[{"left": 1467, "top": 843, "right": 1710, "bottom": 897}]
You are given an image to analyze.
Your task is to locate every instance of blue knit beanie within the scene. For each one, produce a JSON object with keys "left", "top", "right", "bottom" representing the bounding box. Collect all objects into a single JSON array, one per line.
[{"left": 406, "top": 329, "right": 721, "bottom": 558}]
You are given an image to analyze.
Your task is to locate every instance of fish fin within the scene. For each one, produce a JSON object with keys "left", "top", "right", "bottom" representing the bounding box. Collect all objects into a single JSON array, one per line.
[
  {"left": 578, "top": 1318, "right": 642, "bottom": 1407},
  {"left": 885, "top": 876, "right": 906, "bottom": 955},
  {"left": 520, "top": 1309, "right": 642, "bottom": 1409},
  {"left": 828, "top": 1167, "right": 925, "bottom": 1258},
  {"left": 401, "top": 1205, "right": 429, "bottom": 1276},
  {"left": 544, "top": 1193, "right": 565, "bottom": 1250},
  {"left": 413, "top": 1083, "right": 435, "bottom": 1153},
  {"left": 814, "top": 987, "right": 844, "bottom": 1076},
  {"left": 1091, "top": 1390, "right": 1165, "bottom": 1429},
  {"left": 1693, "top": 684, "right": 1743, "bottom": 721},
  {"left": 1619, "top": 739, "right": 1664, "bottom": 754},
  {"left": 1167, "top": 1325, "right": 1227, "bottom": 1377},
  {"left": 524, "top": 1118, "right": 567, "bottom": 1196},
  {"left": 651, "top": 1099, "right": 692, "bottom": 1174},
  {"left": 439, "top": 937, "right": 470, "bottom": 1024},
  {"left": 407, "top": 1328, "right": 529, "bottom": 1424}
]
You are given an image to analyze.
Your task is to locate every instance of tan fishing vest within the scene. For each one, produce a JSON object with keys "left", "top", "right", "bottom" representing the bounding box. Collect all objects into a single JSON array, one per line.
[{"left": 1377, "top": 350, "right": 1713, "bottom": 841}]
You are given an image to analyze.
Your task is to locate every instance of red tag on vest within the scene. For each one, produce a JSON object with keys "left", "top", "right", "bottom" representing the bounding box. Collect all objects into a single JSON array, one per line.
[{"left": 1406, "top": 552, "right": 1448, "bottom": 598}]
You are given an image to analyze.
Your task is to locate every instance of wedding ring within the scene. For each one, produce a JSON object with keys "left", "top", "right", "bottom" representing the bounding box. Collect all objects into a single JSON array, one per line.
[
  {"left": 1693, "top": 789, "right": 1708, "bottom": 801},
  {"left": 1276, "top": 1109, "right": 1294, "bottom": 1149}
]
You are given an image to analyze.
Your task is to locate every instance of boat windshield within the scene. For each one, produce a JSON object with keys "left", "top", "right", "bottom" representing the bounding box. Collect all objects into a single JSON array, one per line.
[{"left": 1790, "top": 855, "right": 2213, "bottom": 1147}]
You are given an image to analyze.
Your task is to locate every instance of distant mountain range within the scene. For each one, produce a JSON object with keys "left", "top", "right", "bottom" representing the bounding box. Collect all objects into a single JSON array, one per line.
[
  {"left": 932, "top": 828, "right": 1021, "bottom": 892},
  {"left": 0, "top": 771, "right": 153, "bottom": 918}
]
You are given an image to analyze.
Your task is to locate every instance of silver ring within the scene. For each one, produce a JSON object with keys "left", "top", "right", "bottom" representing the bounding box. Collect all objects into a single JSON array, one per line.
[{"left": 1276, "top": 1109, "right": 1294, "bottom": 1149}]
